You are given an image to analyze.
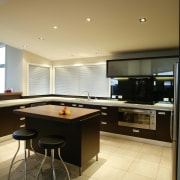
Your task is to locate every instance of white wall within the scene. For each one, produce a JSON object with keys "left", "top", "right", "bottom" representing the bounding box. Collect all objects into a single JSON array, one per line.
[{"left": 5, "top": 45, "right": 23, "bottom": 92}]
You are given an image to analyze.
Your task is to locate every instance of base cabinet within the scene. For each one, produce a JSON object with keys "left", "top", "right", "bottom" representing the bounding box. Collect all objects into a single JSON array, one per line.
[
  {"left": 156, "top": 110, "right": 172, "bottom": 142},
  {"left": 0, "top": 100, "right": 172, "bottom": 143},
  {"left": 99, "top": 106, "right": 118, "bottom": 133},
  {"left": 0, "top": 105, "right": 28, "bottom": 137},
  {"left": 115, "top": 126, "right": 156, "bottom": 139}
]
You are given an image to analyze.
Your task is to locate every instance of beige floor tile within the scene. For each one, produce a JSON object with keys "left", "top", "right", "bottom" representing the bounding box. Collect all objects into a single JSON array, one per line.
[
  {"left": 104, "top": 154, "right": 134, "bottom": 171},
  {"left": 0, "top": 135, "right": 173, "bottom": 180},
  {"left": 128, "top": 159, "right": 159, "bottom": 179},
  {"left": 136, "top": 151, "right": 162, "bottom": 164},
  {"left": 91, "top": 165, "right": 126, "bottom": 180},
  {"left": 100, "top": 143, "right": 119, "bottom": 154},
  {"left": 114, "top": 147, "right": 139, "bottom": 159},
  {"left": 160, "top": 147, "right": 172, "bottom": 169},
  {"left": 120, "top": 140, "right": 144, "bottom": 152},
  {"left": 122, "top": 172, "right": 155, "bottom": 180},
  {"left": 141, "top": 143, "right": 164, "bottom": 156},
  {"left": 156, "top": 166, "right": 172, "bottom": 180}
]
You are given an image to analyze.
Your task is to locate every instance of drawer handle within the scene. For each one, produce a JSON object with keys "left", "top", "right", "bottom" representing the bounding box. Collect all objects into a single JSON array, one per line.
[
  {"left": 101, "top": 121, "right": 107, "bottom": 125},
  {"left": 60, "top": 103, "right": 65, "bottom": 105},
  {"left": 133, "top": 129, "right": 140, "bottom": 133},
  {"left": 20, "top": 106, "right": 26, "bottom": 109},
  {"left": 72, "top": 104, "right": 77, "bottom": 107},
  {"left": 78, "top": 105, "right": 84, "bottom": 107},
  {"left": 158, "top": 112, "right": 166, "bottom": 115},
  {"left": 20, "top": 124, "right": 25, "bottom": 128},
  {"left": 20, "top": 117, "right": 25, "bottom": 121},
  {"left": 101, "top": 107, "right": 107, "bottom": 110},
  {"left": 101, "top": 112, "right": 107, "bottom": 116}
]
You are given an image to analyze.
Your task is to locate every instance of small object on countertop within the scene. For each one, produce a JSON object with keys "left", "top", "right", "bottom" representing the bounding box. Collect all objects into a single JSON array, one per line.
[{"left": 59, "top": 106, "right": 71, "bottom": 115}]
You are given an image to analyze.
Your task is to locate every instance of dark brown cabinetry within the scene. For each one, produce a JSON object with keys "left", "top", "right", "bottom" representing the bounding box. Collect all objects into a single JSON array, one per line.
[
  {"left": 156, "top": 110, "right": 172, "bottom": 142},
  {"left": 99, "top": 106, "right": 118, "bottom": 133},
  {"left": 0, "top": 105, "right": 28, "bottom": 137},
  {"left": 0, "top": 100, "right": 172, "bottom": 142},
  {"left": 116, "top": 126, "right": 156, "bottom": 139}
]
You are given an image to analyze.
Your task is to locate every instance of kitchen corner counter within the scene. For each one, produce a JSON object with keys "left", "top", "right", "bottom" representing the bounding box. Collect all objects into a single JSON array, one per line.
[{"left": 0, "top": 96, "right": 173, "bottom": 111}]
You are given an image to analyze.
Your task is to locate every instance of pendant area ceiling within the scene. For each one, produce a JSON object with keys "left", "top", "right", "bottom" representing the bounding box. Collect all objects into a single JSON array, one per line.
[{"left": 0, "top": 0, "right": 179, "bottom": 60}]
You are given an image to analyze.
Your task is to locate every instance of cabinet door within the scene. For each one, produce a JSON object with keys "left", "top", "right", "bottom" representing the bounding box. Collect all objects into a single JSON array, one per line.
[
  {"left": 0, "top": 106, "right": 23, "bottom": 137},
  {"left": 0, "top": 107, "right": 14, "bottom": 137},
  {"left": 100, "top": 106, "right": 118, "bottom": 132},
  {"left": 156, "top": 111, "right": 172, "bottom": 142}
]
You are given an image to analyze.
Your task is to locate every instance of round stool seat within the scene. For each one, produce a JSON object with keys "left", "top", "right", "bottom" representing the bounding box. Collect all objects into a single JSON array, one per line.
[
  {"left": 13, "top": 129, "right": 37, "bottom": 140},
  {"left": 38, "top": 136, "right": 66, "bottom": 149}
]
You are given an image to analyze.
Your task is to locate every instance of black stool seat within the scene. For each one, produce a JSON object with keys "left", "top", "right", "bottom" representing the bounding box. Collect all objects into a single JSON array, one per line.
[
  {"left": 13, "top": 129, "right": 37, "bottom": 140},
  {"left": 38, "top": 136, "right": 66, "bottom": 149}
]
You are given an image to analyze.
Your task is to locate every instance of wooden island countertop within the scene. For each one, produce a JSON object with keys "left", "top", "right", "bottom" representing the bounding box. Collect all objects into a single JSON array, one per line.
[{"left": 14, "top": 104, "right": 101, "bottom": 123}]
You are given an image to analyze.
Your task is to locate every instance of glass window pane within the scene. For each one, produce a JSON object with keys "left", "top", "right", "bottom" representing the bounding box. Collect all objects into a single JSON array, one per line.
[
  {"left": 0, "top": 47, "right": 5, "bottom": 64},
  {"left": 0, "top": 68, "right": 5, "bottom": 93}
]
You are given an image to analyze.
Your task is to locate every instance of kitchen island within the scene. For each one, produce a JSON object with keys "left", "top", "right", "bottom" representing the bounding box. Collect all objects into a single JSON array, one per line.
[{"left": 14, "top": 105, "right": 101, "bottom": 175}]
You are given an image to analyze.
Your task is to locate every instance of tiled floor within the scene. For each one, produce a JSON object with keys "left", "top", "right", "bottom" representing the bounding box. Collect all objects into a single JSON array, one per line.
[{"left": 0, "top": 134, "right": 172, "bottom": 180}]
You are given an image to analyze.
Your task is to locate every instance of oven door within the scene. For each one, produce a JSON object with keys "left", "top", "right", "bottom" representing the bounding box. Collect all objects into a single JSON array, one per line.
[{"left": 118, "top": 108, "right": 155, "bottom": 130}]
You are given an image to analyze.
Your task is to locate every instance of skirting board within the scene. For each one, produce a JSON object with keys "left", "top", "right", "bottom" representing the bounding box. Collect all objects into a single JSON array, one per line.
[{"left": 100, "top": 131, "right": 172, "bottom": 148}]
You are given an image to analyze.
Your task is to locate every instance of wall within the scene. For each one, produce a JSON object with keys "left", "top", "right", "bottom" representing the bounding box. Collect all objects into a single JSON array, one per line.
[
  {"left": 5, "top": 45, "right": 23, "bottom": 92},
  {"left": 52, "top": 49, "right": 179, "bottom": 66}
]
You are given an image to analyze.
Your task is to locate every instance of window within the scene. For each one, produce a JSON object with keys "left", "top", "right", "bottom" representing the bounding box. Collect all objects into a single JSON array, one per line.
[
  {"left": 55, "top": 66, "right": 79, "bottom": 95},
  {"left": 55, "top": 64, "right": 110, "bottom": 97},
  {"left": 0, "top": 46, "right": 5, "bottom": 93},
  {"left": 28, "top": 64, "right": 51, "bottom": 95}
]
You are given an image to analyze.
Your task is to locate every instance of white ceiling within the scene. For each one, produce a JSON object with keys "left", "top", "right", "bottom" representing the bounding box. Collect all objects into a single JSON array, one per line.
[{"left": 0, "top": 0, "right": 179, "bottom": 60}]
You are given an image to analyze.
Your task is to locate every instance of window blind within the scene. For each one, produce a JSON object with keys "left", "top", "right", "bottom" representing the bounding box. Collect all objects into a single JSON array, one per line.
[
  {"left": 55, "top": 66, "right": 79, "bottom": 95},
  {"left": 29, "top": 65, "right": 50, "bottom": 95},
  {"left": 55, "top": 64, "right": 110, "bottom": 97}
]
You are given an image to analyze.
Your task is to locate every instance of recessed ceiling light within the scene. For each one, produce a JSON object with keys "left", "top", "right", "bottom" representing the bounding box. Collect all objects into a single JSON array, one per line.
[
  {"left": 139, "top": 18, "right": 147, "bottom": 22},
  {"left": 86, "top": 18, "right": 92, "bottom": 22},
  {"left": 53, "top": 26, "right": 58, "bottom": 29}
]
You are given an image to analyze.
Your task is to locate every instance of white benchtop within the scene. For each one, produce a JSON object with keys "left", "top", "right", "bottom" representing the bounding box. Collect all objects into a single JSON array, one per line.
[{"left": 0, "top": 96, "right": 173, "bottom": 111}]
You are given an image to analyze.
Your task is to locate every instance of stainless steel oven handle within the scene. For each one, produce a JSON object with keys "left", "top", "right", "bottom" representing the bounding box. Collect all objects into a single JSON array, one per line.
[{"left": 119, "top": 108, "right": 150, "bottom": 114}]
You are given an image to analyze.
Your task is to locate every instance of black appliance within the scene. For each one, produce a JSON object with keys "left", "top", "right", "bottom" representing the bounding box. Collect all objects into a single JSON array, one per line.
[{"left": 111, "top": 77, "right": 173, "bottom": 104}]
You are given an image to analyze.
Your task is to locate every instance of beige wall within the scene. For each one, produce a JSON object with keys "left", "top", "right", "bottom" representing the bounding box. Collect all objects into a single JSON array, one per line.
[{"left": 52, "top": 56, "right": 111, "bottom": 66}]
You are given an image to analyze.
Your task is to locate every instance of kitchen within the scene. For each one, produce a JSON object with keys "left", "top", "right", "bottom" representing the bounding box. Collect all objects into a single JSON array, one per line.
[{"left": 0, "top": 0, "right": 179, "bottom": 180}]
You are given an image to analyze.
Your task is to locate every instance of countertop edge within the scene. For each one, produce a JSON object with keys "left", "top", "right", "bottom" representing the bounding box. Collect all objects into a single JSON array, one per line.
[{"left": 0, "top": 96, "right": 173, "bottom": 111}]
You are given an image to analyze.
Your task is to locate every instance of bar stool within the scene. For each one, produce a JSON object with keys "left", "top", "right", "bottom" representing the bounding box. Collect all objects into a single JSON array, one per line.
[
  {"left": 36, "top": 136, "right": 70, "bottom": 180},
  {"left": 8, "top": 129, "right": 38, "bottom": 180}
]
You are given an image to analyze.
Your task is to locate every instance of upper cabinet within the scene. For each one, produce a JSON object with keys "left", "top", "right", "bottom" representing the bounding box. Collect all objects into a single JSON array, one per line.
[{"left": 106, "top": 56, "right": 179, "bottom": 77}]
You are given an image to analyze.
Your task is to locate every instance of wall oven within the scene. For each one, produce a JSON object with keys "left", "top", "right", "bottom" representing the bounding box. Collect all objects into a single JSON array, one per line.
[{"left": 118, "top": 108, "right": 156, "bottom": 130}]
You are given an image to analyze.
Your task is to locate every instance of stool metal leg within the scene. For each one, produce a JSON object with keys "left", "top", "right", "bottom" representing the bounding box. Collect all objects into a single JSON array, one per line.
[
  {"left": 51, "top": 149, "right": 56, "bottom": 180},
  {"left": 24, "top": 141, "right": 27, "bottom": 180},
  {"left": 36, "top": 149, "right": 47, "bottom": 180},
  {"left": 30, "top": 139, "right": 40, "bottom": 162},
  {"left": 58, "top": 148, "right": 71, "bottom": 180},
  {"left": 8, "top": 140, "right": 20, "bottom": 180}
]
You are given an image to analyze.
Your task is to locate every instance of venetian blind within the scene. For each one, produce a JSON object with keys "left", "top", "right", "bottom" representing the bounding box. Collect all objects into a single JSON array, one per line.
[
  {"left": 29, "top": 65, "right": 50, "bottom": 95},
  {"left": 55, "top": 66, "right": 79, "bottom": 95},
  {"left": 55, "top": 64, "right": 110, "bottom": 97}
]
